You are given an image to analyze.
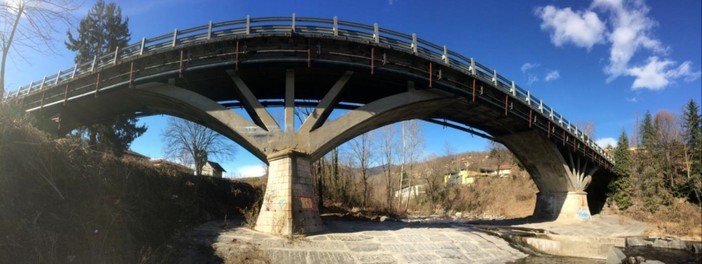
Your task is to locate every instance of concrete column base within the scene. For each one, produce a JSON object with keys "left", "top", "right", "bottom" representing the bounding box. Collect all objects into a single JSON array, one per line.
[
  {"left": 254, "top": 150, "right": 324, "bottom": 235},
  {"left": 532, "top": 191, "right": 591, "bottom": 222}
]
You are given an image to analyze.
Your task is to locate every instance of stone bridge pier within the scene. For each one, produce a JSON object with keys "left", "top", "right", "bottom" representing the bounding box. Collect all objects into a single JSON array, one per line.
[
  {"left": 133, "top": 69, "right": 452, "bottom": 235},
  {"left": 255, "top": 150, "right": 323, "bottom": 234},
  {"left": 498, "top": 131, "right": 599, "bottom": 222}
]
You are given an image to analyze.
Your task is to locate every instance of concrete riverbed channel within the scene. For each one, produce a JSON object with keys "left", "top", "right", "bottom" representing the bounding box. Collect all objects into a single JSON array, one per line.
[{"left": 177, "top": 214, "right": 700, "bottom": 263}]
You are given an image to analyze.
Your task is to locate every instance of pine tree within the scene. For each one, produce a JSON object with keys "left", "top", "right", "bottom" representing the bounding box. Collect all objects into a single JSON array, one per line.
[
  {"left": 65, "top": 0, "right": 145, "bottom": 156},
  {"left": 640, "top": 111, "right": 656, "bottom": 149},
  {"left": 681, "top": 99, "right": 702, "bottom": 202},
  {"left": 636, "top": 111, "right": 667, "bottom": 212},
  {"left": 609, "top": 130, "right": 633, "bottom": 209}
]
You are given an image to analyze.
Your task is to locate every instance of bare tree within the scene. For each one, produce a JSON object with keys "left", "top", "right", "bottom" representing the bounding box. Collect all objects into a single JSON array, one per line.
[
  {"left": 488, "top": 140, "right": 509, "bottom": 177},
  {"left": 420, "top": 153, "right": 448, "bottom": 210},
  {"left": 654, "top": 110, "right": 683, "bottom": 191},
  {"left": 577, "top": 120, "right": 596, "bottom": 139},
  {"left": 162, "top": 117, "right": 236, "bottom": 176},
  {"left": 0, "top": 0, "right": 78, "bottom": 96},
  {"left": 378, "top": 124, "right": 398, "bottom": 208},
  {"left": 443, "top": 141, "right": 458, "bottom": 174},
  {"left": 350, "top": 132, "right": 374, "bottom": 207},
  {"left": 404, "top": 120, "right": 424, "bottom": 208}
]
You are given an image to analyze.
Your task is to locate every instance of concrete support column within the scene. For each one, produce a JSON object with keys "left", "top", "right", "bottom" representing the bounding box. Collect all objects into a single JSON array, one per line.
[
  {"left": 255, "top": 150, "right": 323, "bottom": 235},
  {"left": 532, "top": 191, "right": 591, "bottom": 222}
]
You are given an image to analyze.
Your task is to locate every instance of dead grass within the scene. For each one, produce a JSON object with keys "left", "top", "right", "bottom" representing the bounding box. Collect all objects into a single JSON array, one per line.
[
  {"left": 625, "top": 199, "right": 702, "bottom": 241},
  {"left": 223, "top": 243, "right": 271, "bottom": 264},
  {"left": 402, "top": 176, "right": 537, "bottom": 219}
]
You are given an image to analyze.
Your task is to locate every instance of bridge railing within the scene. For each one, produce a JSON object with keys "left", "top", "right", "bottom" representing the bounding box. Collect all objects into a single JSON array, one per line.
[{"left": 3, "top": 15, "right": 613, "bottom": 164}]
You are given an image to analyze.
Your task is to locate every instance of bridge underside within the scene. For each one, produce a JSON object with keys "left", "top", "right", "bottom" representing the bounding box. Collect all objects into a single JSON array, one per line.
[{"left": 22, "top": 35, "right": 613, "bottom": 235}]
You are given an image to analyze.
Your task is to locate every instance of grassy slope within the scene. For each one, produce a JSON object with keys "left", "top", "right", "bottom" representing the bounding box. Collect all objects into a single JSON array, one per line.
[{"left": 0, "top": 105, "right": 260, "bottom": 263}]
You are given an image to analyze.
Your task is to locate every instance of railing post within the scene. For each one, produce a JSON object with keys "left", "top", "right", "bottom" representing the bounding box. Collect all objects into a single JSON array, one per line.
[
  {"left": 71, "top": 64, "right": 78, "bottom": 78},
  {"left": 90, "top": 55, "right": 97, "bottom": 72},
  {"left": 550, "top": 108, "right": 554, "bottom": 120},
  {"left": 207, "top": 20, "right": 213, "bottom": 39},
  {"left": 333, "top": 16, "right": 338, "bottom": 36},
  {"left": 510, "top": 81, "right": 516, "bottom": 96},
  {"left": 172, "top": 28, "right": 178, "bottom": 47},
  {"left": 492, "top": 70, "right": 497, "bottom": 86},
  {"left": 291, "top": 13, "right": 296, "bottom": 32},
  {"left": 16, "top": 84, "right": 24, "bottom": 96},
  {"left": 373, "top": 23, "right": 379, "bottom": 43},
  {"left": 113, "top": 46, "right": 120, "bottom": 64},
  {"left": 23, "top": 82, "right": 31, "bottom": 95},
  {"left": 526, "top": 90, "right": 531, "bottom": 105},
  {"left": 442, "top": 45, "right": 450, "bottom": 64},
  {"left": 411, "top": 33, "right": 417, "bottom": 54},
  {"left": 55, "top": 70, "right": 61, "bottom": 85},
  {"left": 39, "top": 76, "right": 46, "bottom": 90},
  {"left": 469, "top": 58, "right": 476, "bottom": 75},
  {"left": 539, "top": 100, "right": 543, "bottom": 113},
  {"left": 139, "top": 37, "right": 145, "bottom": 55},
  {"left": 246, "top": 15, "right": 251, "bottom": 35}
]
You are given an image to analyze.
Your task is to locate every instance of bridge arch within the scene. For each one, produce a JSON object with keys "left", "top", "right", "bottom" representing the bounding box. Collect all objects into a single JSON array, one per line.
[{"left": 7, "top": 16, "right": 615, "bottom": 235}]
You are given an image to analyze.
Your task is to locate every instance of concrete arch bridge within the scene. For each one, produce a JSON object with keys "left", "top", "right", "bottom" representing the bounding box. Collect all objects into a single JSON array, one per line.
[{"left": 4, "top": 16, "right": 615, "bottom": 235}]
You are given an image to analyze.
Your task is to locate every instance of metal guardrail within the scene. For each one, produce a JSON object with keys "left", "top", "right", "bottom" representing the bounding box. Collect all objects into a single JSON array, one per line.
[{"left": 2, "top": 15, "right": 614, "bottom": 164}]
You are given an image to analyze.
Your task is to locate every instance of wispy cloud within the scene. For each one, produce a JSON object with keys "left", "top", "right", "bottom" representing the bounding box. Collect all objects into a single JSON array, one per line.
[
  {"left": 625, "top": 96, "right": 638, "bottom": 103},
  {"left": 521, "top": 62, "right": 540, "bottom": 73},
  {"left": 521, "top": 62, "right": 560, "bottom": 84},
  {"left": 545, "top": 70, "right": 560, "bottom": 81},
  {"left": 536, "top": 0, "right": 701, "bottom": 90},
  {"left": 527, "top": 75, "right": 539, "bottom": 85}
]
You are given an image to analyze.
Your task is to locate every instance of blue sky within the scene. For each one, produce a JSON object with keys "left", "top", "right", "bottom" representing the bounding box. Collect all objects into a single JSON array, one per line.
[{"left": 4, "top": 0, "right": 701, "bottom": 177}]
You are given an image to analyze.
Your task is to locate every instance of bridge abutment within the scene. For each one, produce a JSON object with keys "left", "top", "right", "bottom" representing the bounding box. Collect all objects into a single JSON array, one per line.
[
  {"left": 497, "top": 131, "right": 598, "bottom": 223},
  {"left": 254, "top": 150, "right": 323, "bottom": 235},
  {"left": 533, "top": 191, "right": 591, "bottom": 222}
]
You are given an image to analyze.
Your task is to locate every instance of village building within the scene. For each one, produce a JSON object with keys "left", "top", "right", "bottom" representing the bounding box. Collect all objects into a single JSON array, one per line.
[
  {"left": 201, "top": 161, "right": 226, "bottom": 178},
  {"left": 444, "top": 169, "right": 479, "bottom": 185},
  {"left": 479, "top": 164, "right": 512, "bottom": 177}
]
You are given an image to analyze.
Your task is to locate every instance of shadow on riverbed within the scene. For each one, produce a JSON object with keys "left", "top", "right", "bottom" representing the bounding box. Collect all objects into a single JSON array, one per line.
[{"left": 319, "top": 213, "right": 546, "bottom": 234}]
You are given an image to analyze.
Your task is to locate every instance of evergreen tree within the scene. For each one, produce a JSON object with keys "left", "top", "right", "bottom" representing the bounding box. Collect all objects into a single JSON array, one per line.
[
  {"left": 65, "top": 0, "right": 145, "bottom": 156},
  {"left": 681, "top": 99, "right": 702, "bottom": 202},
  {"left": 609, "top": 130, "right": 633, "bottom": 209},
  {"left": 640, "top": 111, "right": 656, "bottom": 148},
  {"left": 682, "top": 100, "right": 701, "bottom": 173}
]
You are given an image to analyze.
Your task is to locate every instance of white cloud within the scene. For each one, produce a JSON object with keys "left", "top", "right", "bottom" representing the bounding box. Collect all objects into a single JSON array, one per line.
[
  {"left": 536, "top": 0, "right": 701, "bottom": 91},
  {"left": 536, "top": 5, "right": 606, "bottom": 49},
  {"left": 545, "top": 70, "right": 560, "bottom": 81},
  {"left": 592, "top": 0, "right": 668, "bottom": 82},
  {"left": 628, "top": 57, "right": 702, "bottom": 90},
  {"left": 625, "top": 96, "right": 637, "bottom": 102},
  {"left": 235, "top": 165, "right": 266, "bottom": 177},
  {"left": 595, "top": 137, "right": 618, "bottom": 148},
  {"left": 521, "top": 62, "right": 540, "bottom": 73}
]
